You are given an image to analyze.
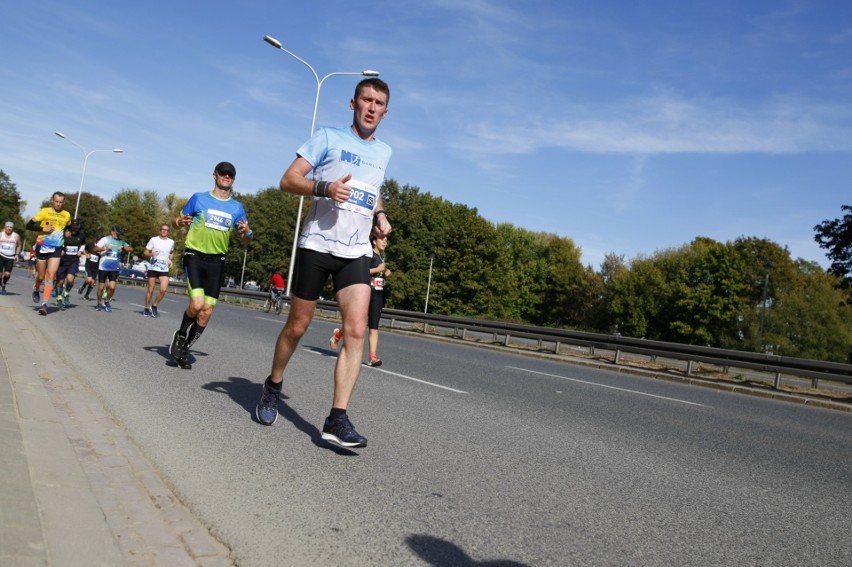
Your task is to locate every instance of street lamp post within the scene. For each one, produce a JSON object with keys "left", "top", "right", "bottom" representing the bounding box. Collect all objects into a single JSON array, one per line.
[
  {"left": 54, "top": 131, "right": 123, "bottom": 220},
  {"left": 425, "top": 255, "right": 434, "bottom": 313},
  {"left": 263, "top": 35, "right": 379, "bottom": 297}
]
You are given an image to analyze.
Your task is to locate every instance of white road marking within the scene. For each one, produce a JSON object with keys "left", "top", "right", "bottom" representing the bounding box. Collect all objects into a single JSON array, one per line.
[
  {"left": 507, "top": 366, "right": 710, "bottom": 407},
  {"left": 306, "top": 349, "right": 468, "bottom": 394}
]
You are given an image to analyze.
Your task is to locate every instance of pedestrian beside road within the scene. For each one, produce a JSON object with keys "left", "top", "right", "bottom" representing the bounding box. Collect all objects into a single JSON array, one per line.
[
  {"left": 143, "top": 224, "right": 174, "bottom": 318},
  {"left": 0, "top": 221, "right": 23, "bottom": 294},
  {"left": 256, "top": 78, "right": 393, "bottom": 449},
  {"left": 168, "top": 161, "right": 253, "bottom": 370}
]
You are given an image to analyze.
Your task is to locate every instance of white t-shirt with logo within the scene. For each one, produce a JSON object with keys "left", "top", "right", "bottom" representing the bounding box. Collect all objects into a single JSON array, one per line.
[{"left": 145, "top": 236, "right": 175, "bottom": 273}]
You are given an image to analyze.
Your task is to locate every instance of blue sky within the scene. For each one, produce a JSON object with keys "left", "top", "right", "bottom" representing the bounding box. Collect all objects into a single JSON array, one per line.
[{"left": 2, "top": 1, "right": 851, "bottom": 269}]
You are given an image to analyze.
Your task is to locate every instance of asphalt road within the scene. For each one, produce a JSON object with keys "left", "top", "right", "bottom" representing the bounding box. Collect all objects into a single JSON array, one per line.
[{"left": 15, "top": 275, "right": 852, "bottom": 566}]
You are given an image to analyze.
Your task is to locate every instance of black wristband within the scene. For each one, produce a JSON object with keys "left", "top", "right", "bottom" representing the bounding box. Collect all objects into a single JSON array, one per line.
[
  {"left": 375, "top": 210, "right": 387, "bottom": 219},
  {"left": 312, "top": 180, "right": 331, "bottom": 197}
]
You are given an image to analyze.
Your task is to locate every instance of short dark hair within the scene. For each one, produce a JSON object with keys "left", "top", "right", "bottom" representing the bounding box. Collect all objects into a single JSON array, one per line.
[
  {"left": 355, "top": 78, "right": 389, "bottom": 104},
  {"left": 51, "top": 191, "right": 65, "bottom": 200}
]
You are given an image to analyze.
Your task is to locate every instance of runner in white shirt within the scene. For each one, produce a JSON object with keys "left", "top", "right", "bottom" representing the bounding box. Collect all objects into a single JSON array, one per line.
[
  {"left": 143, "top": 224, "right": 175, "bottom": 318},
  {"left": 0, "top": 221, "right": 23, "bottom": 294}
]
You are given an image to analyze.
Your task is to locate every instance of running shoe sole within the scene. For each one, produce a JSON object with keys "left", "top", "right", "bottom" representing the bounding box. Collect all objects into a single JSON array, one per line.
[{"left": 321, "top": 431, "right": 367, "bottom": 448}]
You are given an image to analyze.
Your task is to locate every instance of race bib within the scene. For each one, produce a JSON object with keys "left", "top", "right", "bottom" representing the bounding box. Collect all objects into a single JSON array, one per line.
[
  {"left": 65, "top": 245, "right": 80, "bottom": 255},
  {"left": 0, "top": 242, "right": 14, "bottom": 254},
  {"left": 204, "top": 208, "right": 233, "bottom": 231},
  {"left": 334, "top": 179, "right": 378, "bottom": 217},
  {"left": 39, "top": 245, "right": 56, "bottom": 254}
]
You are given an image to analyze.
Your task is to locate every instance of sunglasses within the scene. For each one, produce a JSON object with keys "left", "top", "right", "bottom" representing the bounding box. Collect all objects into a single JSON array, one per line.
[{"left": 217, "top": 170, "right": 235, "bottom": 178}]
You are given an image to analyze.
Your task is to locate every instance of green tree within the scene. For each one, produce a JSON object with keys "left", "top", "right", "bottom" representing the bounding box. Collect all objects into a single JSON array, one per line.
[
  {"left": 0, "top": 170, "right": 26, "bottom": 229},
  {"left": 224, "top": 187, "right": 300, "bottom": 287},
  {"left": 610, "top": 254, "right": 670, "bottom": 338},
  {"left": 766, "top": 261, "right": 852, "bottom": 361},
  {"left": 732, "top": 237, "right": 797, "bottom": 352},
  {"left": 381, "top": 181, "right": 446, "bottom": 312},
  {"left": 494, "top": 224, "right": 550, "bottom": 323},
  {"left": 64, "top": 192, "right": 110, "bottom": 241},
  {"left": 542, "top": 234, "right": 585, "bottom": 327},
  {"left": 814, "top": 205, "right": 852, "bottom": 289},
  {"left": 666, "top": 238, "right": 749, "bottom": 347}
]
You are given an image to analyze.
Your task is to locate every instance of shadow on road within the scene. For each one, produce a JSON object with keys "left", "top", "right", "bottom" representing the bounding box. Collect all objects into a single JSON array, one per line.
[
  {"left": 202, "top": 376, "right": 359, "bottom": 456},
  {"left": 406, "top": 534, "right": 529, "bottom": 566}
]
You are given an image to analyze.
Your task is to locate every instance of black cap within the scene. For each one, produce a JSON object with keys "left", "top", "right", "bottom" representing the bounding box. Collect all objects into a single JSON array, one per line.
[
  {"left": 112, "top": 225, "right": 123, "bottom": 236},
  {"left": 214, "top": 161, "right": 236, "bottom": 177},
  {"left": 70, "top": 219, "right": 81, "bottom": 231}
]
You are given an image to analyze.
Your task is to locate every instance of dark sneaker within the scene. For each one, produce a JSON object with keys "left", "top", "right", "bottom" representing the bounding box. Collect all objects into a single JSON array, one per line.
[
  {"left": 151, "top": 305, "right": 160, "bottom": 318},
  {"left": 95, "top": 303, "right": 103, "bottom": 312},
  {"left": 256, "top": 379, "right": 281, "bottom": 426},
  {"left": 1, "top": 285, "right": 6, "bottom": 294},
  {"left": 321, "top": 414, "right": 367, "bottom": 448},
  {"left": 38, "top": 304, "right": 48, "bottom": 316},
  {"left": 170, "top": 330, "right": 189, "bottom": 368},
  {"left": 367, "top": 357, "right": 382, "bottom": 367},
  {"left": 104, "top": 301, "right": 112, "bottom": 313},
  {"left": 32, "top": 289, "right": 40, "bottom": 303},
  {"left": 143, "top": 308, "right": 152, "bottom": 317}
]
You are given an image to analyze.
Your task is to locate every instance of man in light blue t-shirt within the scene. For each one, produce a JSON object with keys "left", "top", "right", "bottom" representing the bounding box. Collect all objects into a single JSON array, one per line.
[
  {"left": 256, "top": 78, "right": 393, "bottom": 449},
  {"left": 94, "top": 225, "right": 133, "bottom": 313}
]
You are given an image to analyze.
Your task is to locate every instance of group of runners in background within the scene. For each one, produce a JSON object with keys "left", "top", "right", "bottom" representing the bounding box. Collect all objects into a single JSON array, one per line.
[{"left": 8, "top": 77, "right": 393, "bottom": 449}]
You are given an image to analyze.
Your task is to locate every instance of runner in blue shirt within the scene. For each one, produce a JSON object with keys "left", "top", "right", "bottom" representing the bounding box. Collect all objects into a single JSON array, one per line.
[
  {"left": 169, "top": 161, "right": 253, "bottom": 369},
  {"left": 256, "top": 78, "right": 393, "bottom": 449}
]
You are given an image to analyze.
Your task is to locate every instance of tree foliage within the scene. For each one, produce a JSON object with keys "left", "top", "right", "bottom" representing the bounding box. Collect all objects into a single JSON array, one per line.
[
  {"left": 814, "top": 204, "right": 852, "bottom": 289},
  {"left": 0, "top": 170, "right": 26, "bottom": 230}
]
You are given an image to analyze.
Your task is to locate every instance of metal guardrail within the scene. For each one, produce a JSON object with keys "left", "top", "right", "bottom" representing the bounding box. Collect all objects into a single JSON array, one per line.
[
  {"left": 377, "top": 309, "right": 852, "bottom": 391},
  {"left": 121, "top": 277, "right": 852, "bottom": 393}
]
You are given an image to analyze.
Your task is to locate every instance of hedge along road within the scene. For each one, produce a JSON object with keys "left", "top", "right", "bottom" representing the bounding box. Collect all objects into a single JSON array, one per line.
[{"left": 13, "top": 275, "right": 852, "bottom": 566}]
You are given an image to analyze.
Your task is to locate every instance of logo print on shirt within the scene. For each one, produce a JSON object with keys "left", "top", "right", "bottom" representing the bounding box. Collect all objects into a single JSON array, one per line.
[{"left": 341, "top": 150, "right": 362, "bottom": 166}]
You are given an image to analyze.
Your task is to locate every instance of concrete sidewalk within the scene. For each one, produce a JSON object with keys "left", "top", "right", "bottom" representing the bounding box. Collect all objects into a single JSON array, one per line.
[{"left": 0, "top": 297, "right": 233, "bottom": 566}]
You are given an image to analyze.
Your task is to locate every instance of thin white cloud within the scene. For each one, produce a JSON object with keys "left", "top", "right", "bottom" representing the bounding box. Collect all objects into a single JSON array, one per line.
[{"left": 451, "top": 94, "right": 852, "bottom": 157}]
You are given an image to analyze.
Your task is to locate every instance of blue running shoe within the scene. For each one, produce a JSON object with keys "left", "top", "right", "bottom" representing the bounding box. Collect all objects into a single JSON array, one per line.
[
  {"left": 104, "top": 301, "right": 112, "bottom": 313},
  {"left": 256, "top": 378, "right": 281, "bottom": 425},
  {"left": 321, "top": 414, "right": 367, "bottom": 448},
  {"left": 32, "top": 288, "right": 40, "bottom": 303},
  {"left": 151, "top": 305, "right": 159, "bottom": 318},
  {"left": 143, "top": 308, "right": 152, "bottom": 317}
]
